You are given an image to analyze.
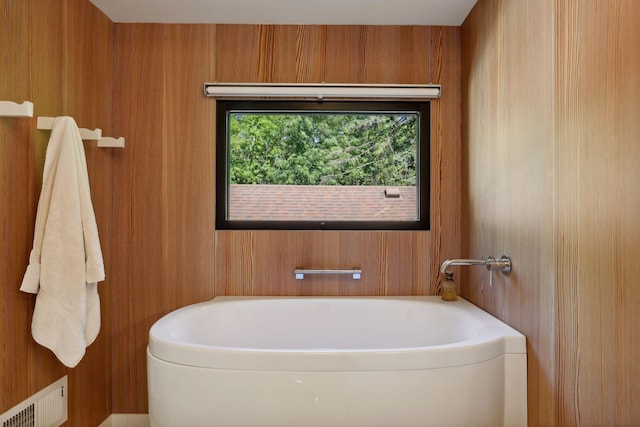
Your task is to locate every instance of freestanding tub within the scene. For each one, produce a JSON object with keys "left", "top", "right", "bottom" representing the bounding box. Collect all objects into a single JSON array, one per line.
[{"left": 147, "top": 297, "right": 527, "bottom": 427}]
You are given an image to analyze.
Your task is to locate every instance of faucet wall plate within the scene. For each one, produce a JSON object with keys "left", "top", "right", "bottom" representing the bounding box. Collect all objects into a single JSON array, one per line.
[{"left": 487, "top": 255, "right": 512, "bottom": 276}]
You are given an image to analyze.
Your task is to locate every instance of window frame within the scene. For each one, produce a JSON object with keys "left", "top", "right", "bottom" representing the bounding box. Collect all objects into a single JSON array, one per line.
[{"left": 215, "top": 99, "right": 430, "bottom": 231}]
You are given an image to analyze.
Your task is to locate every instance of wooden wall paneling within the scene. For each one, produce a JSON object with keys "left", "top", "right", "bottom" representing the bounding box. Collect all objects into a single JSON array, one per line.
[
  {"left": 26, "top": 2, "right": 65, "bottom": 414},
  {"left": 324, "top": 26, "right": 366, "bottom": 83},
  {"left": 498, "top": 2, "right": 556, "bottom": 426},
  {"left": 216, "top": 231, "right": 396, "bottom": 297},
  {"left": 213, "top": 25, "right": 460, "bottom": 299},
  {"left": 556, "top": 1, "right": 640, "bottom": 425},
  {"left": 215, "top": 25, "right": 263, "bottom": 82},
  {"left": 113, "top": 24, "right": 219, "bottom": 412},
  {"left": 249, "top": 232, "right": 299, "bottom": 295},
  {"left": 292, "top": 26, "right": 326, "bottom": 83},
  {"left": 0, "top": 0, "right": 42, "bottom": 414},
  {"left": 61, "top": 1, "right": 114, "bottom": 425},
  {"left": 249, "top": 231, "right": 382, "bottom": 296},
  {"left": 460, "top": 0, "right": 501, "bottom": 308},
  {"left": 215, "top": 230, "right": 431, "bottom": 297},
  {"left": 383, "top": 232, "right": 425, "bottom": 296},
  {"left": 246, "top": 231, "right": 345, "bottom": 296},
  {"left": 216, "top": 24, "right": 325, "bottom": 83},
  {"left": 554, "top": 2, "right": 581, "bottom": 425},
  {"left": 112, "top": 24, "right": 166, "bottom": 413},
  {"left": 337, "top": 232, "right": 385, "bottom": 296},
  {"left": 323, "top": 25, "right": 432, "bottom": 85},
  {"left": 2, "top": 0, "right": 114, "bottom": 424},
  {"left": 461, "top": 1, "right": 557, "bottom": 426},
  {"left": 463, "top": 1, "right": 504, "bottom": 314},
  {"left": 293, "top": 232, "right": 345, "bottom": 296},
  {"left": 30, "top": 0, "right": 64, "bottom": 180},
  {"left": 362, "top": 26, "right": 431, "bottom": 84},
  {"left": 215, "top": 231, "right": 256, "bottom": 295},
  {"left": 62, "top": 0, "right": 113, "bottom": 125},
  {"left": 24, "top": 0, "right": 68, "bottom": 411},
  {"left": 614, "top": 5, "right": 640, "bottom": 421},
  {"left": 216, "top": 25, "right": 435, "bottom": 86},
  {"left": 161, "top": 24, "right": 216, "bottom": 309},
  {"left": 429, "top": 26, "right": 462, "bottom": 296}
]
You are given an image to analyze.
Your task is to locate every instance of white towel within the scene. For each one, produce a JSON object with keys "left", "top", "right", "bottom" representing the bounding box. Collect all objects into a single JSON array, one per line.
[{"left": 20, "top": 116, "right": 105, "bottom": 368}]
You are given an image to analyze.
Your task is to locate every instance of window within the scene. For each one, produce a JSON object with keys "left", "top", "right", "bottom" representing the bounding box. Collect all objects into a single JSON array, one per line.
[{"left": 216, "top": 100, "right": 430, "bottom": 230}]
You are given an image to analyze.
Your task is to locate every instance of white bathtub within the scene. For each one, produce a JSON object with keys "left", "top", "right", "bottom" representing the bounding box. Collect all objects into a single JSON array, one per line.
[{"left": 147, "top": 297, "right": 527, "bottom": 427}]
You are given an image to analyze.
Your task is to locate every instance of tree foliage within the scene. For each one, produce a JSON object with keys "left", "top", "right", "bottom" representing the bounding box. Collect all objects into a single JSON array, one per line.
[{"left": 229, "top": 112, "right": 418, "bottom": 186}]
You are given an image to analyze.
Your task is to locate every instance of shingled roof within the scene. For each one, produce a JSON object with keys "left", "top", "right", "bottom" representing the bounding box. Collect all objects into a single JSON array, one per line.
[{"left": 229, "top": 184, "right": 417, "bottom": 221}]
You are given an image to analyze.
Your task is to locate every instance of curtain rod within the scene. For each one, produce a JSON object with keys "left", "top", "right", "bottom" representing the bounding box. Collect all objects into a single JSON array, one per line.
[{"left": 204, "top": 83, "right": 441, "bottom": 99}]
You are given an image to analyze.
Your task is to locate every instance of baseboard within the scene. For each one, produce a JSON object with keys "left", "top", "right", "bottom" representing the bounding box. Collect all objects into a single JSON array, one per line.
[{"left": 99, "top": 414, "right": 150, "bottom": 427}]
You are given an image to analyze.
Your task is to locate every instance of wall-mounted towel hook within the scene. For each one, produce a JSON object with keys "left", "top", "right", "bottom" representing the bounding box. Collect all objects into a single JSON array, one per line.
[
  {"left": 37, "top": 117, "right": 102, "bottom": 140},
  {"left": 98, "top": 136, "right": 125, "bottom": 148},
  {"left": 0, "top": 101, "right": 34, "bottom": 117}
]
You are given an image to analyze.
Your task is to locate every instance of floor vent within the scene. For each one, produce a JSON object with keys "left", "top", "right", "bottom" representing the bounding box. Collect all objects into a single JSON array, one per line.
[{"left": 0, "top": 376, "right": 67, "bottom": 427}]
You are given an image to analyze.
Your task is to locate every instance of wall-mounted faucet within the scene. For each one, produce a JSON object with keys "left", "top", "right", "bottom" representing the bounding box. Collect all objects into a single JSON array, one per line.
[
  {"left": 438, "top": 256, "right": 512, "bottom": 301},
  {"left": 439, "top": 256, "right": 511, "bottom": 276}
]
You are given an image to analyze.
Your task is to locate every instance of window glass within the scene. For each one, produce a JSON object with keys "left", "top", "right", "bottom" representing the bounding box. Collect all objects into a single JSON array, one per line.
[{"left": 216, "top": 101, "right": 430, "bottom": 230}]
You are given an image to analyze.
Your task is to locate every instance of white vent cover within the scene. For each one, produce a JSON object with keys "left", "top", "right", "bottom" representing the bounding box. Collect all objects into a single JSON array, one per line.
[{"left": 0, "top": 376, "right": 68, "bottom": 427}]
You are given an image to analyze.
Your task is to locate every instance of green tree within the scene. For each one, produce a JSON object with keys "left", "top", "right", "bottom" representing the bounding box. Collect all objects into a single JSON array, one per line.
[{"left": 228, "top": 112, "right": 417, "bottom": 186}]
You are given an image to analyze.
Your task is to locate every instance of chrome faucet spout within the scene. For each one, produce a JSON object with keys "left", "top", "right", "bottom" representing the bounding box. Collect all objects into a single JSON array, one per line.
[
  {"left": 440, "top": 258, "right": 490, "bottom": 274},
  {"left": 439, "top": 256, "right": 512, "bottom": 276}
]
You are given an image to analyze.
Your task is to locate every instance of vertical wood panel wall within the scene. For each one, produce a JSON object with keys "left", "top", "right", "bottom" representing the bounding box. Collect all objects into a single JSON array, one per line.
[
  {"left": 462, "top": 0, "right": 640, "bottom": 425},
  {"left": 555, "top": 0, "right": 640, "bottom": 425},
  {"left": 112, "top": 24, "right": 461, "bottom": 412},
  {"left": 461, "top": 2, "right": 557, "bottom": 425},
  {"left": 112, "top": 24, "right": 218, "bottom": 412},
  {"left": 214, "top": 25, "right": 461, "bottom": 297},
  {"left": 0, "top": 0, "right": 113, "bottom": 425}
]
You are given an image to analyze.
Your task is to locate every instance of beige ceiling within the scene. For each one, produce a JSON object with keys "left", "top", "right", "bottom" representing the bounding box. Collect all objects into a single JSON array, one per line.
[{"left": 89, "top": 0, "right": 477, "bottom": 26}]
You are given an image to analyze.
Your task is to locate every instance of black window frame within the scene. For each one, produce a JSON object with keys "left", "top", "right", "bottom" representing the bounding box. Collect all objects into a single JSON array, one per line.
[{"left": 216, "top": 99, "right": 430, "bottom": 231}]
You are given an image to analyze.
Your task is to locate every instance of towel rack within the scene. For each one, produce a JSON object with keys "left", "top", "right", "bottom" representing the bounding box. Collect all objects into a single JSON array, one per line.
[
  {"left": 37, "top": 117, "right": 102, "bottom": 140},
  {"left": 37, "top": 116, "right": 125, "bottom": 147},
  {"left": 0, "top": 101, "right": 34, "bottom": 117},
  {"left": 294, "top": 268, "right": 362, "bottom": 280}
]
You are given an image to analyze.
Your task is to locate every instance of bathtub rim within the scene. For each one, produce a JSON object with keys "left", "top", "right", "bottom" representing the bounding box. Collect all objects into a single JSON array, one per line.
[{"left": 148, "top": 296, "right": 526, "bottom": 372}]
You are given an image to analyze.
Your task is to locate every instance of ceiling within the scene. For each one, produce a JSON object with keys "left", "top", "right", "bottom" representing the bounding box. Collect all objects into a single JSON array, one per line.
[{"left": 89, "top": 0, "right": 478, "bottom": 26}]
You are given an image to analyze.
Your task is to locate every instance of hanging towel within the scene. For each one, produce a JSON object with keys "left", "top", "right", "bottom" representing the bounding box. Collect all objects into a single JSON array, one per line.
[{"left": 20, "top": 116, "right": 105, "bottom": 368}]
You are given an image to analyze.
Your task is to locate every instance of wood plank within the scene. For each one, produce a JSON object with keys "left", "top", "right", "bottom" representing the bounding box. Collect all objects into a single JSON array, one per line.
[
  {"left": 384, "top": 232, "right": 427, "bottom": 295},
  {"left": 324, "top": 26, "right": 366, "bottom": 83},
  {"left": 214, "top": 231, "right": 256, "bottom": 295},
  {"left": 61, "top": 0, "right": 114, "bottom": 425},
  {"left": 325, "top": 25, "right": 432, "bottom": 85},
  {"left": 162, "top": 24, "right": 216, "bottom": 309},
  {"left": 111, "top": 23, "right": 165, "bottom": 413},
  {"left": 556, "top": 0, "right": 640, "bottom": 425},
  {"left": 217, "top": 24, "right": 325, "bottom": 83},
  {"left": 362, "top": 26, "right": 431, "bottom": 84},
  {"left": 216, "top": 24, "right": 266, "bottom": 82},
  {"left": 0, "top": 0, "right": 41, "bottom": 414},
  {"left": 27, "top": 0, "right": 74, "bottom": 417},
  {"left": 292, "top": 26, "right": 326, "bottom": 83},
  {"left": 461, "top": 1, "right": 556, "bottom": 426},
  {"left": 430, "top": 26, "right": 462, "bottom": 295}
]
